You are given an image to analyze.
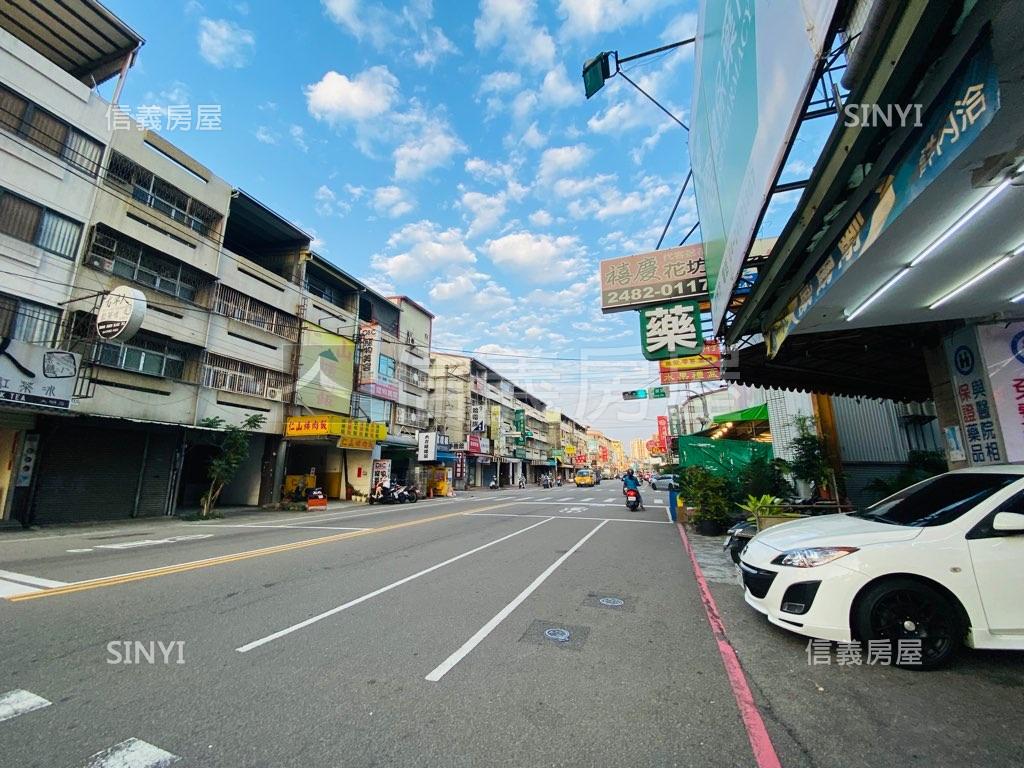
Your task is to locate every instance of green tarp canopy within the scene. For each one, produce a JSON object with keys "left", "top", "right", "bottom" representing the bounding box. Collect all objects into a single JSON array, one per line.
[
  {"left": 712, "top": 403, "right": 768, "bottom": 424},
  {"left": 673, "top": 435, "right": 773, "bottom": 476}
]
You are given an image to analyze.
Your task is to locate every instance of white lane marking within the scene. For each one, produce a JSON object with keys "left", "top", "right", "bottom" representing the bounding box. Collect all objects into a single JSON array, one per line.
[
  {"left": 77, "top": 738, "right": 180, "bottom": 767},
  {"left": 95, "top": 534, "right": 213, "bottom": 551},
  {"left": 66, "top": 548, "right": 95, "bottom": 553},
  {"left": 237, "top": 517, "right": 555, "bottom": 653},
  {"left": 0, "top": 689, "right": 51, "bottom": 723},
  {"left": 426, "top": 520, "right": 609, "bottom": 682},
  {"left": 557, "top": 496, "right": 573, "bottom": 501},
  {"left": 0, "top": 569, "right": 67, "bottom": 588},
  {"left": 467, "top": 512, "right": 670, "bottom": 525}
]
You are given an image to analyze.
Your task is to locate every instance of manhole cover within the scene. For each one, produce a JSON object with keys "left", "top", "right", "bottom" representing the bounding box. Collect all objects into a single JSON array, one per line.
[
  {"left": 598, "top": 597, "right": 625, "bottom": 607},
  {"left": 543, "top": 627, "right": 571, "bottom": 643}
]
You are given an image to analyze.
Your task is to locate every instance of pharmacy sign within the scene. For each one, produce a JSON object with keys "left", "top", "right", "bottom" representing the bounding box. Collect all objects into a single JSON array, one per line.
[{"left": 639, "top": 301, "right": 703, "bottom": 361}]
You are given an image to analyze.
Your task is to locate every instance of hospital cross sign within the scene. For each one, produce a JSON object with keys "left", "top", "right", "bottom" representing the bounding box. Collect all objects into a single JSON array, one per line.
[{"left": 639, "top": 301, "right": 703, "bottom": 361}]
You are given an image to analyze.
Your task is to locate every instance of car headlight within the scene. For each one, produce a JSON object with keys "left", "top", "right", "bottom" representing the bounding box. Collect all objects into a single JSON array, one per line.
[{"left": 771, "top": 547, "right": 858, "bottom": 568}]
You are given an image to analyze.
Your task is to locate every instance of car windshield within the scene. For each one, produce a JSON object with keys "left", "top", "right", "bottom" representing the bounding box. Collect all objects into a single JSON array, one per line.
[{"left": 851, "top": 473, "right": 1019, "bottom": 527}]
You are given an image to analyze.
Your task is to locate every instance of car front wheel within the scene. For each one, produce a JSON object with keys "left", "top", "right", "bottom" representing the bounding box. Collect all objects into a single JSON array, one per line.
[{"left": 852, "top": 578, "right": 964, "bottom": 669}]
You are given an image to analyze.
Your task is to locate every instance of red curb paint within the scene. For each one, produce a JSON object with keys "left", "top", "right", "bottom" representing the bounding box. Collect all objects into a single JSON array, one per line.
[{"left": 676, "top": 522, "right": 783, "bottom": 768}]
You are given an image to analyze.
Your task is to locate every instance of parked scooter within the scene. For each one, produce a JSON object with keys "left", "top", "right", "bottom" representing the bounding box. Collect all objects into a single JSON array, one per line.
[
  {"left": 542, "top": 476, "right": 551, "bottom": 489},
  {"left": 555, "top": 477, "right": 562, "bottom": 487},
  {"left": 624, "top": 487, "right": 641, "bottom": 512},
  {"left": 368, "top": 479, "right": 398, "bottom": 505},
  {"left": 518, "top": 477, "right": 526, "bottom": 489},
  {"left": 394, "top": 482, "right": 419, "bottom": 503},
  {"left": 723, "top": 519, "right": 757, "bottom": 564}
]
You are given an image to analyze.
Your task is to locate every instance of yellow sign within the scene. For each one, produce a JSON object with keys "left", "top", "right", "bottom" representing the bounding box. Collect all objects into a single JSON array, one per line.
[
  {"left": 659, "top": 341, "right": 722, "bottom": 371},
  {"left": 338, "top": 436, "right": 377, "bottom": 451},
  {"left": 285, "top": 415, "right": 387, "bottom": 441},
  {"left": 565, "top": 445, "right": 575, "bottom": 455},
  {"left": 489, "top": 405, "right": 501, "bottom": 439}
]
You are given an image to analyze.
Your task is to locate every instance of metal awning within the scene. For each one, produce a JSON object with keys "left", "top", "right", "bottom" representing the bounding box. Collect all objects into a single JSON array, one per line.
[{"left": 0, "top": 0, "right": 144, "bottom": 85}]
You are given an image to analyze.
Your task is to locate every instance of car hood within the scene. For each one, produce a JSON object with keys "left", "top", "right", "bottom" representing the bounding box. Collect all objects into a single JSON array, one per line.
[{"left": 751, "top": 513, "right": 924, "bottom": 551}]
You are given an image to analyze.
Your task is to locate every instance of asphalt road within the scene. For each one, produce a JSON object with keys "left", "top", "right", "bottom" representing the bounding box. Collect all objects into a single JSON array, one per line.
[{"left": 1, "top": 485, "right": 1021, "bottom": 768}]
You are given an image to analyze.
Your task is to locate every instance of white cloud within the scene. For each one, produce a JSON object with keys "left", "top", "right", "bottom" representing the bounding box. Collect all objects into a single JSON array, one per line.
[
  {"left": 372, "top": 185, "right": 415, "bottom": 218},
  {"left": 538, "top": 144, "right": 591, "bottom": 185},
  {"left": 413, "top": 25, "right": 458, "bottom": 67},
  {"left": 474, "top": 0, "right": 555, "bottom": 68},
  {"left": 345, "top": 183, "right": 367, "bottom": 198},
  {"left": 557, "top": 0, "right": 670, "bottom": 39},
  {"left": 392, "top": 107, "right": 466, "bottom": 181},
  {"left": 289, "top": 124, "right": 309, "bottom": 152},
  {"left": 478, "top": 71, "right": 522, "bottom": 95},
  {"left": 372, "top": 220, "right": 476, "bottom": 279},
  {"left": 304, "top": 66, "right": 400, "bottom": 124},
  {"left": 255, "top": 126, "right": 278, "bottom": 144},
  {"left": 314, "top": 184, "right": 351, "bottom": 217},
  {"left": 552, "top": 173, "right": 615, "bottom": 199},
  {"left": 511, "top": 90, "right": 538, "bottom": 122},
  {"left": 522, "top": 122, "right": 547, "bottom": 149},
  {"left": 460, "top": 190, "right": 507, "bottom": 238},
  {"left": 321, "top": 0, "right": 392, "bottom": 49},
  {"left": 429, "top": 272, "right": 515, "bottom": 311},
  {"left": 529, "top": 209, "right": 553, "bottom": 226},
  {"left": 481, "top": 231, "right": 589, "bottom": 281},
  {"left": 539, "top": 64, "right": 580, "bottom": 108},
  {"left": 465, "top": 157, "right": 514, "bottom": 184},
  {"left": 661, "top": 11, "right": 698, "bottom": 44},
  {"left": 198, "top": 18, "right": 254, "bottom": 68}
]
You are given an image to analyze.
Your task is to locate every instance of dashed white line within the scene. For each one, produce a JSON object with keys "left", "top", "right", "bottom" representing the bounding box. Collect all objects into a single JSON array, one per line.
[
  {"left": 467, "top": 512, "right": 670, "bottom": 525},
  {"left": 426, "top": 519, "right": 609, "bottom": 682},
  {"left": 237, "top": 517, "right": 555, "bottom": 653},
  {"left": 77, "top": 738, "right": 180, "bottom": 767},
  {"left": 0, "top": 689, "right": 51, "bottom": 723}
]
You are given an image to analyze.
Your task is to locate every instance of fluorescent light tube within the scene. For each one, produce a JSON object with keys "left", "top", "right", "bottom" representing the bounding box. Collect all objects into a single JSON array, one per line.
[
  {"left": 929, "top": 256, "right": 1012, "bottom": 309},
  {"left": 846, "top": 268, "right": 912, "bottom": 321}
]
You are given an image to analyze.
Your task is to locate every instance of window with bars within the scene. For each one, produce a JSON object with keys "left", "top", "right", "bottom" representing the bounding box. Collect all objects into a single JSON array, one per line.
[
  {"left": 213, "top": 284, "right": 298, "bottom": 340},
  {"left": 105, "top": 151, "right": 221, "bottom": 237},
  {"left": 0, "top": 293, "right": 61, "bottom": 345},
  {"left": 0, "top": 83, "right": 104, "bottom": 175},
  {"left": 351, "top": 393, "right": 393, "bottom": 424},
  {"left": 201, "top": 353, "right": 290, "bottom": 400},
  {"left": 395, "top": 406, "right": 429, "bottom": 429},
  {"left": 0, "top": 187, "right": 83, "bottom": 259},
  {"left": 397, "top": 363, "right": 427, "bottom": 389},
  {"left": 86, "top": 225, "right": 210, "bottom": 303},
  {"left": 94, "top": 333, "right": 191, "bottom": 380}
]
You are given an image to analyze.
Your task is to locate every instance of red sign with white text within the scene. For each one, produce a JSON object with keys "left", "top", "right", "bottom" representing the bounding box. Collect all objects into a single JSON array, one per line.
[{"left": 657, "top": 416, "right": 670, "bottom": 452}]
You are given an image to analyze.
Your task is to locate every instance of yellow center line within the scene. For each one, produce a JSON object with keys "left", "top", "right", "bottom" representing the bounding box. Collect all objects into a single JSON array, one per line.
[{"left": 7, "top": 502, "right": 520, "bottom": 602}]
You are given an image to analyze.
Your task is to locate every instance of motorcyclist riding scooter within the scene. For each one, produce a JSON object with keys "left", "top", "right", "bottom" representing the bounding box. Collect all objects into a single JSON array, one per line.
[{"left": 622, "top": 469, "right": 644, "bottom": 511}]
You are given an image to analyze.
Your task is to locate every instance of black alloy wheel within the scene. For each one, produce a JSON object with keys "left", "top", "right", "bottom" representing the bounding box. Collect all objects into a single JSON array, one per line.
[{"left": 853, "top": 578, "right": 964, "bottom": 669}]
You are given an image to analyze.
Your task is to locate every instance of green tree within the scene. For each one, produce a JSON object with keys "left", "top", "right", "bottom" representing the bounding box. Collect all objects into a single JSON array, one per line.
[
  {"left": 737, "top": 456, "right": 794, "bottom": 500},
  {"left": 196, "top": 414, "right": 266, "bottom": 519},
  {"left": 788, "top": 416, "right": 834, "bottom": 496}
]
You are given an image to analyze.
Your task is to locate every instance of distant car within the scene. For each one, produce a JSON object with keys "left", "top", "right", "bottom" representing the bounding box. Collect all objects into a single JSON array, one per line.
[
  {"left": 650, "top": 474, "right": 678, "bottom": 490},
  {"left": 574, "top": 469, "right": 596, "bottom": 487},
  {"left": 740, "top": 466, "right": 1024, "bottom": 668}
]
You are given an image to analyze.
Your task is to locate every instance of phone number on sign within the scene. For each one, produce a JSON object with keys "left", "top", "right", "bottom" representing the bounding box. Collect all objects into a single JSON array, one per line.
[{"left": 603, "top": 280, "right": 706, "bottom": 306}]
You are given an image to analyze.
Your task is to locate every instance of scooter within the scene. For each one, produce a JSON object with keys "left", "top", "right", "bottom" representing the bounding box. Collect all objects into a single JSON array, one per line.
[
  {"left": 394, "top": 482, "right": 419, "bottom": 503},
  {"left": 542, "top": 477, "right": 551, "bottom": 489},
  {"left": 624, "top": 488, "right": 641, "bottom": 512},
  {"left": 723, "top": 520, "right": 757, "bottom": 564},
  {"left": 555, "top": 477, "right": 562, "bottom": 487},
  {"left": 368, "top": 480, "right": 398, "bottom": 505},
  {"left": 518, "top": 477, "right": 526, "bottom": 489}
]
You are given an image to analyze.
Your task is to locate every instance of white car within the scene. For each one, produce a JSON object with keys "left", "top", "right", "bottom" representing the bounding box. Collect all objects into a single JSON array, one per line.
[
  {"left": 650, "top": 474, "right": 678, "bottom": 490},
  {"left": 739, "top": 466, "right": 1024, "bottom": 667}
]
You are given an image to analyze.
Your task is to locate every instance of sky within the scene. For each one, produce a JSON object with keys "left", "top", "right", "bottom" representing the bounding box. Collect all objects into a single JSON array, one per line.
[{"left": 101, "top": 0, "right": 714, "bottom": 447}]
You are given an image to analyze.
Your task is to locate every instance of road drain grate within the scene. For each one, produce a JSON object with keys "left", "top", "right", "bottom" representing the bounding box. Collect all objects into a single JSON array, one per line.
[
  {"left": 583, "top": 593, "right": 637, "bottom": 612},
  {"left": 520, "top": 620, "right": 590, "bottom": 650}
]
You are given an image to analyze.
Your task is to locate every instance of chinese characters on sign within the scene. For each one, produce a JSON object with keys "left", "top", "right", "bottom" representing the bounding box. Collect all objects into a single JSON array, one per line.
[
  {"left": 656, "top": 416, "right": 670, "bottom": 453},
  {"left": 658, "top": 341, "right": 722, "bottom": 384},
  {"left": 918, "top": 83, "right": 988, "bottom": 177},
  {"left": 284, "top": 415, "right": 386, "bottom": 442},
  {"left": 640, "top": 301, "right": 703, "bottom": 361},
  {"left": 0, "top": 339, "right": 79, "bottom": 410},
  {"left": 107, "top": 104, "right": 222, "bottom": 132},
  {"left": 946, "top": 327, "right": 1004, "bottom": 465},
  {"left": 417, "top": 431, "right": 438, "bottom": 462},
  {"left": 977, "top": 322, "right": 1024, "bottom": 463},
  {"left": 600, "top": 245, "right": 707, "bottom": 313},
  {"left": 806, "top": 638, "right": 922, "bottom": 666}
]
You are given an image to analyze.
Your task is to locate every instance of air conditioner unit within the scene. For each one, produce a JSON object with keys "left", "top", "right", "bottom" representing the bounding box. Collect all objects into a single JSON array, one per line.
[
  {"left": 266, "top": 386, "right": 284, "bottom": 401},
  {"left": 87, "top": 254, "right": 114, "bottom": 271}
]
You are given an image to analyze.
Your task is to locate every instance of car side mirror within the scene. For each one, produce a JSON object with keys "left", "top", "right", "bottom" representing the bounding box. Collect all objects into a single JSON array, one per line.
[{"left": 992, "top": 511, "right": 1024, "bottom": 534}]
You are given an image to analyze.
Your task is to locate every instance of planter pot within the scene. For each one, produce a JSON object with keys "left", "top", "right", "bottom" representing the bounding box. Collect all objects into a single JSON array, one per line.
[
  {"left": 757, "top": 513, "right": 804, "bottom": 531},
  {"left": 695, "top": 518, "right": 725, "bottom": 536}
]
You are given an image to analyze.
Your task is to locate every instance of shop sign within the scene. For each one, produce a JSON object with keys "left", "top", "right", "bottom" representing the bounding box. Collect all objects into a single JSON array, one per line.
[
  {"left": 96, "top": 285, "right": 147, "bottom": 341},
  {"left": 599, "top": 446, "right": 609, "bottom": 462},
  {"left": 489, "top": 405, "right": 501, "bottom": 440},
  {"left": 466, "top": 434, "right": 482, "bottom": 453},
  {"left": 514, "top": 409, "right": 526, "bottom": 432},
  {"left": 285, "top": 415, "right": 387, "bottom": 440},
  {"left": 478, "top": 436, "right": 491, "bottom": 454},
  {"left": 564, "top": 444, "right": 575, "bottom": 456},
  {"left": 454, "top": 451, "right": 466, "bottom": 478},
  {"left": 417, "top": 430, "right": 438, "bottom": 461},
  {"left": 550, "top": 448, "right": 565, "bottom": 459},
  {"left": 766, "top": 41, "right": 1000, "bottom": 357},
  {"left": 338, "top": 436, "right": 376, "bottom": 450},
  {"left": 978, "top": 322, "right": 1024, "bottom": 462},
  {"left": 657, "top": 416, "right": 670, "bottom": 453},
  {"left": 0, "top": 338, "right": 79, "bottom": 410},
  {"left": 668, "top": 405, "right": 683, "bottom": 436},
  {"left": 514, "top": 448, "right": 527, "bottom": 459},
  {"left": 372, "top": 459, "right": 391, "bottom": 488},
  {"left": 600, "top": 244, "right": 707, "bottom": 313},
  {"left": 946, "top": 326, "right": 1005, "bottom": 465},
  {"left": 357, "top": 322, "right": 380, "bottom": 387},
  {"left": 297, "top": 324, "right": 355, "bottom": 415},
  {"left": 639, "top": 301, "right": 703, "bottom": 361},
  {"left": 573, "top": 454, "right": 587, "bottom": 466}
]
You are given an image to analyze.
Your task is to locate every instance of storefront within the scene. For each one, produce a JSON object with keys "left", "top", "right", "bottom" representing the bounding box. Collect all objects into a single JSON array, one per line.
[{"left": 283, "top": 415, "right": 386, "bottom": 501}]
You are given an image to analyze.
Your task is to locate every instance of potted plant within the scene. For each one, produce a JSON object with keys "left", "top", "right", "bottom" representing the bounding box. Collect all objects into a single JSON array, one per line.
[
  {"left": 681, "top": 466, "right": 733, "bottom": 535},
  {"left": 736, "top": 493, "right": 802, "bottom": 531}
]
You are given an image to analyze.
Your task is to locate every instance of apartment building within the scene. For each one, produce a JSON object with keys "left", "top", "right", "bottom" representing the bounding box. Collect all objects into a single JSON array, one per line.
[
  {"left": 544, "top": 410, "right": 589, "bottom": 481},
  {"left": 387, "top": 296, "right": 432, "bottom": 480},
  {"left": 0, "top": 3, "right": 142, "bottom": 522}
]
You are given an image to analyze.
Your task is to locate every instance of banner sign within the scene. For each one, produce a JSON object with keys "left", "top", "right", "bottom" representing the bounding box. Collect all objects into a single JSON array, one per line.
[
  {"left": 978, "top": 322, "right": 1024, "bottom": 463},
  {"left": 489, "top": 405, "right": 501, "bottom": 440},
  {"left": 573, "top": 454, "right": 587, "bottom": 466},
  {"left": 0, "top": 339, "right": 79, "bottom": 410},
  {"left": 640, "top": 300, "right": 703, "bottom": 360},
  {"left": 286, "top": 415, "right": 386, "bottom": 443},
  {"left": 372, "top": 459, "right": 391, "bottom": 489},
  {"left": 357, "top": 322, "right": 379, "bottom": 387},
  {"left": 946, "top": 326, "right": 1005, "bottom": 465},
  {"left": 692, "top": 0, "right": 839, "bottom": 330},
  {"left": 659, "top": 341, "right": 722, "bottom": 384},
  {"left": 417, "top": 431, "right": 438, "bottom": 461},
  {"left": 466, "top": 434, "right": 482, "bottom": 453},
  {"left": 297, "top": 323, "right": 355, "bottom": 415},
  {"left": 600, "top": 244, "right": 706, "bottom": 313},
  {"left": 657, "top": 416, "right": 670, "bottom": 453},
  {"left": 668, "top": 405, "right": 683, "bottom": 436},
  {"left": 766, "top": 40, "right": 1000, "bottom": 356}
]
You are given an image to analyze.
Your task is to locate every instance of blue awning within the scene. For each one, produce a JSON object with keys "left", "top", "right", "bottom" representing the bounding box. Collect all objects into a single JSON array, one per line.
[{"left": 436, "top": 451, "right": 457, "bottom": 461}]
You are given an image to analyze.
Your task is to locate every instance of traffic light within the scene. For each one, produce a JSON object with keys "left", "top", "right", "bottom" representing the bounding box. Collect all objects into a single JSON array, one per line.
[
  {"left": 622, "top": 389, "right": 648, "bottom": 400},
  {"left": 651, "top": 387, "right": 668, "bottom": 398},
  {"left": 583, "top": 52, "right": 612, "bottom": 99}
]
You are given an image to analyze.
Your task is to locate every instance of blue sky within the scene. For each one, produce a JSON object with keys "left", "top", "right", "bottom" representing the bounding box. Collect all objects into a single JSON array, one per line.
[{"left": 102, "top": 0, "right": 709, "bottom": 445}]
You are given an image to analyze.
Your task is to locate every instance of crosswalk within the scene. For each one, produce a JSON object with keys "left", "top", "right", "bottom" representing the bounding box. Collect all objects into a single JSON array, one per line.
[
  {"left": 1, "top": 689, "right": 180, "bottom": 766},
  {"left": 0, "top": 569, "right": 67, "bottom": 598}
]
